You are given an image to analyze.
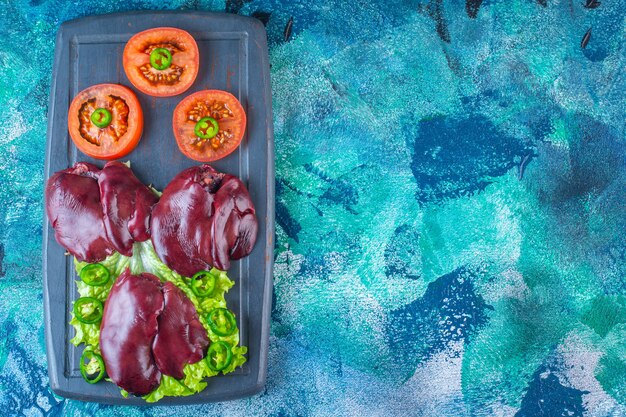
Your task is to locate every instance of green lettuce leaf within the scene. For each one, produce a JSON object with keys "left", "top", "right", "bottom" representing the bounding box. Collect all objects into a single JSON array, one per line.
[
  {"left": 70, "top": 253, "right": 130, "bottom": 347},
  {"left": 69, "top": 240, "right": 247, "bottom": 402},
  {"left": 143, "top": 375, "right": 195, "bottom": 403},
  {"left": 75, "top": 251, "right": 131, "bottom": 282},
  {"left": 221, "top": 345, "right": 248, "bottom": 375},
  {"left": 69, "top": 315, "right": 100, "bottom": 347}
]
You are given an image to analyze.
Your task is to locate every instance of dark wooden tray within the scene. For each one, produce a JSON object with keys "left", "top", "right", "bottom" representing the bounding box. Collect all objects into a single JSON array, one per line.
[{"left": 43, "top": 11, "right": 274, "bottom": 405}]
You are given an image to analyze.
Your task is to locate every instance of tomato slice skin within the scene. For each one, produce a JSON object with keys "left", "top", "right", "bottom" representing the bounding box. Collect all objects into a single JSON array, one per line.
[
  {"left": 172, "top": 90, "right": 247, "bottom": 162},
  {"left": 123, "top": 27, "right": 199, "bottom": 97},
  {"left": 67, "top": 83, "right": 143, "bottom": 160}
]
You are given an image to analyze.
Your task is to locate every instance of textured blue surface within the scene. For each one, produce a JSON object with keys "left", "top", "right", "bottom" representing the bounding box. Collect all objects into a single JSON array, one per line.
[{"left": 1, "top": 0, "right": 625, "bottom": 416}]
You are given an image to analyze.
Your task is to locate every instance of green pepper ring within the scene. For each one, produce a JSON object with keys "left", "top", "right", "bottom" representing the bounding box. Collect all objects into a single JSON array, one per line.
[
  {"left": 79, "top": 263, "right": 110, "bottom": 286},
  {"left": 194, "top": 117, "right": 219, "bottom": 140},
  {"left": 150, "top": 47, "right": 172, "bottom": 70},
  {"left": 206, "top": 341, "right": 233, "bottom": 371},
  {"left": 190, "top": 270, "right": 216, "bottom": 297},
  {"left": 207, "top": 308, "right": 237, "bottom": 336},
  {"left": 73, "top": 297, "right": 104, "bottom": 324},
  {"left": 91, "top": 108, "right": 112, "bottom": 128},
  {"left": 80, "top": 349, "right": 106, "bottom": 384}
]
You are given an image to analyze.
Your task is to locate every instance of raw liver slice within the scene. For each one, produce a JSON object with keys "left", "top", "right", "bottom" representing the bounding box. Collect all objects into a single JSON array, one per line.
[
  {"left": 151, "top": 164, "right": 258, "bottom": 276},
  {"left": 98, "top": 161, "right": 159, "bottom": 256},
  {"left": 100, "top": 270, "right": 210, "bottom": 395},
  {"left": 210, "top": 174, "right": 258, "bottom": 270},
  {"left": 100, "top": 269, "right": 164, "bottom": 396},
  {"left": 152, "top": 281, "right": 209, "bottom": 379},
  {"left": 150, "top": 166, "right": 218, "bottom": 277},
  {"left": 44, "top": 162, "right": 113, "bottom": 262}
]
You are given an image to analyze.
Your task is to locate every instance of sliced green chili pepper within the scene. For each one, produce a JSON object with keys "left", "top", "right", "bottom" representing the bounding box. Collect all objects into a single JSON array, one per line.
[
  {"left": 79, "top": 263, "right": 110, "bottom": 286},
  {"left": 73, "top": 297, "right": 103, "bottom": 324},
  {"left": 194, "top": 117, "right": 219, "bottom": 140},
  {"left": 80, "top": 349, "right": 105, "bottom": 384},
  {"left": 190, "top": 270, "right": 216, "bottom": 297},
  {"left": 90, "top": 108, "right": 112, "bottom": 128},
  {"left": 206, "top": 341, "right": 233, "bottom": 371},
  {"left": 150, "top": 47, "right": 172, "bottom": 70},
  {"left": 207, "top": 308, "right": 237, "bottom": 336}
]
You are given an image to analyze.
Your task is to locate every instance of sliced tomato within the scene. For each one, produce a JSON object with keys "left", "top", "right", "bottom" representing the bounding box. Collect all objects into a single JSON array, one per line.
[
  {"left": 172, "top": 90, "right": 247, "bottom": 162},
  {"left": 67, "top": 84, "right": 143, "bottom": 160},
  {"left": 123, "top": 27, "right": 199, "bottom": 97}
]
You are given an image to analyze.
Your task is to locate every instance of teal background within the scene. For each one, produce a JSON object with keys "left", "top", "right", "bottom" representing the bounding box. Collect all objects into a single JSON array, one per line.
[{"left": 1, "top": 0, "right": 625, "bottom": 416}]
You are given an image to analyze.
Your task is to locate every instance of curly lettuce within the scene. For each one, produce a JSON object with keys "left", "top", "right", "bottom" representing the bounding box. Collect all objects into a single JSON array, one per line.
[
  {"left": 70, "top": 252, "right": 130, "bottom": 348},
  {"left": 70, "top": 240, "right": 247, "bottom": 402}
]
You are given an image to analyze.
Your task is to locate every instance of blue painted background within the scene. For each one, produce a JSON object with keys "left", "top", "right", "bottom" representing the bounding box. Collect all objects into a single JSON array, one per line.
[{"left": 1, "top": 0, "right": 625, "bottom": 416}]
